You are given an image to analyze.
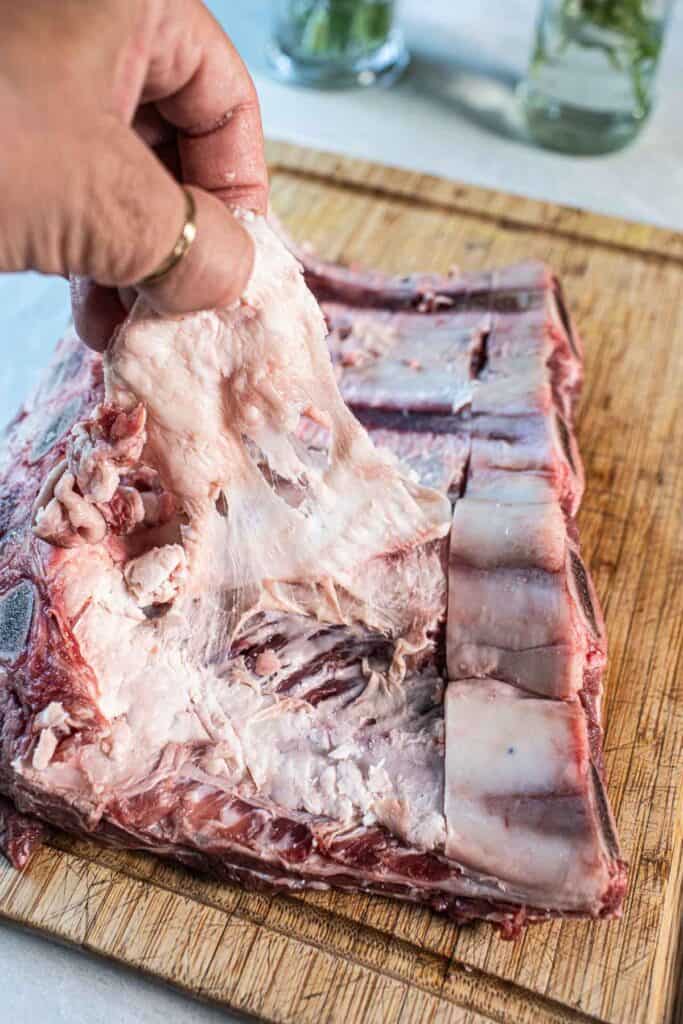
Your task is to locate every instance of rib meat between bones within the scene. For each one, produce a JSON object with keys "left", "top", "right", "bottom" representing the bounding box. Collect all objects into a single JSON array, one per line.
[{"left": 0, "top": 216, "right": 625, "bottom": 936}]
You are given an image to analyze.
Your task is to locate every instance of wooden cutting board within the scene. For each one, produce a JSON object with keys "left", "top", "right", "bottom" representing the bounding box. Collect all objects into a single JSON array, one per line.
[{"left": 1, "top": 141, "right": 682, "bottom": 1024}]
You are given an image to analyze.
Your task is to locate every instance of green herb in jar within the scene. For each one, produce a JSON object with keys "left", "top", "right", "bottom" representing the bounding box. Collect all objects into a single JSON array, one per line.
[
  {"left": 533, "top": 0, "right": 664, "bottom": 115},
  {"left": 288, "top": 0, "right": 393, "bottom": 61}
]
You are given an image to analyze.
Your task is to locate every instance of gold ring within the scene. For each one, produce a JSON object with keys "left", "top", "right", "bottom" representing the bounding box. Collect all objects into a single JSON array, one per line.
[{"left": 138, "top": 187, "right": 197, "bottom": 287}]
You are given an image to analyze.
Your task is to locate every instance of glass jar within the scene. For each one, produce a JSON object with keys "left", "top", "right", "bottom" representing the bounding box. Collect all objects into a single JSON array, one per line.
[
  {"left": 519, "top": 0, "right": 673, "bottom": 154},
  {"left": 268, "top": 0, "right": 409, "bottom": 89}
]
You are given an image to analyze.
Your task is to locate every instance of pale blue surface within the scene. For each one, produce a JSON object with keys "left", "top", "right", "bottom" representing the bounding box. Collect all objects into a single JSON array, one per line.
[
  {"left": 1, "top": 2, "right": 682, "bottom": 1022},
  {"left": 0, "top": 274, "right": 69, "bottom": 429}
]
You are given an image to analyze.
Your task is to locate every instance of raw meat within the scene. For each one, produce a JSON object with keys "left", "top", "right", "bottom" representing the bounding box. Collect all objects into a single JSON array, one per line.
[
  {"left": 0, "top": 795, "right": 45, "bottom": 869},
  {"left": 0, "top": 218, "right": 625, "bottom": 936}
]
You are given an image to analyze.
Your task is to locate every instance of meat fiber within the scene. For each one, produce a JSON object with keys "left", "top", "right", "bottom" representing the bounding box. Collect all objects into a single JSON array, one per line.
[{"left": 0, "top": 217, "right": 625, "bottom": 936}]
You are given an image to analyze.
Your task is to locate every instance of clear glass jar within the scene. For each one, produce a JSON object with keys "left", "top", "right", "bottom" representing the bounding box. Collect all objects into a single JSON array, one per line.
[
  {"left": 268, "top": 0, "right": 409, "bottom": 89},
  {"left": 519, "top": 0, "right": 673, "bottom": 154}
]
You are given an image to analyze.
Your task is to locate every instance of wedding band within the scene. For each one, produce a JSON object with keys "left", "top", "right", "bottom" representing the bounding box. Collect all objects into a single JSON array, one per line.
[{"left": 138, "top": 187, "right": 197, "bottom": 287}]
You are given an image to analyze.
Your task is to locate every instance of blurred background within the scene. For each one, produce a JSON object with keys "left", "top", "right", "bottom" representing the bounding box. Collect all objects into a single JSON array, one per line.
[{"left": 241, "top": 0, "right": 683, "bottom": 227}]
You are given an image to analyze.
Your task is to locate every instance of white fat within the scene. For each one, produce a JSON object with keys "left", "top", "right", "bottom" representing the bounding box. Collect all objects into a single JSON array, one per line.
[
  {"left": 124, "top": 545, "right": 187, "bottom": 606},
  {"left": 105, "top": 214, "right": 450, "bottom": 641},
  {"left": 451, "top": 498, "right": 567, "bottom": 573},
  {"left": 21, "top": 215, "right": 450, "bottom": 854},
  {"left": 328, "top": 740, "right": 361, "bottom": 761},
  {"left": 34, "top": 701, "right": 70, "bottom": 731},
  {"left": 254, "top": 650, "right": 281, "bottom": 676},
  {"left": 32, "top": 728, "right": 58, "bottom": 771},
  {"left": 34, "top": 467, "right": 107, "bottom": 546},
  {"left": 444, "top": 680, "right": 609, "bottom": 907}
]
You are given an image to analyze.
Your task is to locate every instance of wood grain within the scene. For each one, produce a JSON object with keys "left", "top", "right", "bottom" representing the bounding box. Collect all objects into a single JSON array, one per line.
[{"left": 2, "top": 141, "right": 682, "bottom": 1024}]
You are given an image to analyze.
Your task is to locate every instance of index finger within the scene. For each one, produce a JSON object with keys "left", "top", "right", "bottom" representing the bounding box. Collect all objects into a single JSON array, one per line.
[{"left": 142, "top": 0, "right": 268, "bottom": 213}]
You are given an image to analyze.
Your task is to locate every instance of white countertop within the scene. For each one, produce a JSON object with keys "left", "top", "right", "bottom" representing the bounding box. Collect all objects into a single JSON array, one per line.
[
  {"left": 2, "top": 2, "right": 681, "bottom": 1022},
  {"left": 243, "top": 0, "right": 683, "bottom": 231}
]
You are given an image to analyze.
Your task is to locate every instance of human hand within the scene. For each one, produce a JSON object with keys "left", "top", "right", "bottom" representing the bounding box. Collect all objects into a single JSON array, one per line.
[{"left": 0, "top": 0, "right": 268, "bottom": 350}]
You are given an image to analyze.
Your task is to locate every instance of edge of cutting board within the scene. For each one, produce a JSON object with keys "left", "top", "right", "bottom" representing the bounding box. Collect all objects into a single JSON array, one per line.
[{"left": 265, "top": 139, "right": 683, "bottom": 264}]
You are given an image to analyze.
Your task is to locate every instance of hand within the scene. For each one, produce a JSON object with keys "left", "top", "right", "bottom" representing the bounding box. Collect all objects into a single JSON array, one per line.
[{"left": 0, "top": 0, "right": 268, "bottom": 350}]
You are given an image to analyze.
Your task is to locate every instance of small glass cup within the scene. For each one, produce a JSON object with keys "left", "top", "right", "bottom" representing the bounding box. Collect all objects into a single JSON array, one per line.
[
  {"left": 519, "top": 0, "right": 673, "bottom": 155},
  {"left": 267, "top": 0, "right": 409, "bottom": 89}
]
